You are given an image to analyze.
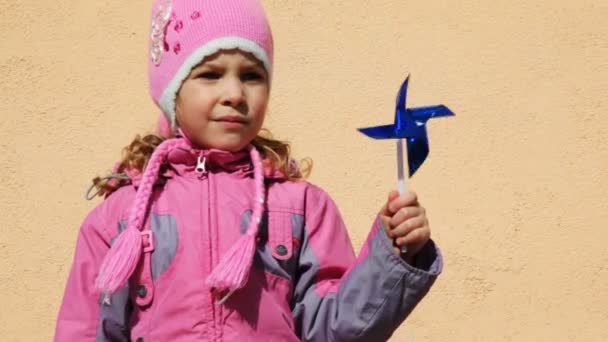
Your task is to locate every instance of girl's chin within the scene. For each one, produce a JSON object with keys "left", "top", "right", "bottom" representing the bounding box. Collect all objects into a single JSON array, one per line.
[{"left": 190, "top": 137, "right": 251, "bottom": 152}]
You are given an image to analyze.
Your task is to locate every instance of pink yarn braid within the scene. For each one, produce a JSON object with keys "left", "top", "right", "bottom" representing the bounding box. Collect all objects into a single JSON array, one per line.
[
  {"left": 206, "top": 145, "right": 265, "bottom": 303},
  {"left": 96, "top": 137, "right": 186, "bottom": 295}
]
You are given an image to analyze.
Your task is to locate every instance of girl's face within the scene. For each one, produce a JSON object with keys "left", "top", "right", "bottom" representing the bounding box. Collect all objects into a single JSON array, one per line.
[{"left": 175, "top": 49, "right": 269, "bottom": 151}]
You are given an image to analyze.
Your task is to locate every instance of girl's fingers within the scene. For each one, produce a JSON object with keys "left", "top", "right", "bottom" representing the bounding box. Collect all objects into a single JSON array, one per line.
[
  {"left": 380, "top": 215, "right": 392, "bottom": 235},
  {"left": 389, "top": 206, "right": 424, "bottom": 228},
  {"left": 379, "top": 191, "right": 400, "bottom": 236},
  {"left": 387, "top": 191, "right": 418, "bottom": 214},
  {"left": 395, "top": 226, "right": 431, "bottom": 246},
  {"left": 388, "top": 215, "right": 426, "bottom": 238},
  {"left": 379, "top": 190, "right": 400, "bottom": 217}
]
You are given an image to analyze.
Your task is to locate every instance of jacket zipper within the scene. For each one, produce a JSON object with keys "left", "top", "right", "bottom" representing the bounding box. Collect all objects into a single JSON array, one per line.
[
  {"left": 197, "top": 151, "right": 221, "bottom": 341},
  {"left": 194, "top": 151, "right": 216, "bottom": 340}
]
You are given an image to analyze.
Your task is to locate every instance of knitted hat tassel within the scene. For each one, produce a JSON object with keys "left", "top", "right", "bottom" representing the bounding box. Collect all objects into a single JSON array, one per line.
[
  {"left": 95, "top": 138, "right": 185, "bottom": 296},
  {"left": 206, "top": 145, "right": 265, "bottom": 303}
]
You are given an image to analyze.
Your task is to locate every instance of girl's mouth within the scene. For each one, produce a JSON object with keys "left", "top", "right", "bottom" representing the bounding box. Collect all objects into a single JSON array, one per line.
[
  {"left": 214, "top": 116, "right": 247, "bottom": 129},
  {"left": 215, "top": 115, "right": 247, "bottom": 123}
]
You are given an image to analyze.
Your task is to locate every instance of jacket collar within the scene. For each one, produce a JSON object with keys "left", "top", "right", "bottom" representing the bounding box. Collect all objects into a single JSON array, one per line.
[
  {"left": 164, "top": 136, "right": 288, "bottom": 180},
  {"left": 165, "top": 145, "right": 253, "bottom": 178}
]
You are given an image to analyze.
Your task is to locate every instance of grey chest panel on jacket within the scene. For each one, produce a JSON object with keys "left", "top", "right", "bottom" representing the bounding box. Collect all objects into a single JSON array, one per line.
[
  {"left": 240, "top": 210, "right": 304, "bottom": 281},
  {"left": 118, "top": 213, "right": 179, "bottom": 280}
]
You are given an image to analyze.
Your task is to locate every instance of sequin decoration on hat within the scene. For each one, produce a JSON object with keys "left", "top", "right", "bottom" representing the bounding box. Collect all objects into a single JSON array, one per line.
[{"left": 150, "top": 0, "right": 173, "bottom": 66}]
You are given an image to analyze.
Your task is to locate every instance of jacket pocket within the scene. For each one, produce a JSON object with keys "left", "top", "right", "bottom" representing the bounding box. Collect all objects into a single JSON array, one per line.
[
  {"left": 267, "top": 211, "right": 294, "bottom": 261},
  {"left": 239, "top": 209, "right": 297, "bottom": 281}
]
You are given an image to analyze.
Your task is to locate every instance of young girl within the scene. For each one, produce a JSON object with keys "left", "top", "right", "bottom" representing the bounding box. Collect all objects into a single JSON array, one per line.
[{"left": 55, "top": 0, "right": 442, "bottom": 341}]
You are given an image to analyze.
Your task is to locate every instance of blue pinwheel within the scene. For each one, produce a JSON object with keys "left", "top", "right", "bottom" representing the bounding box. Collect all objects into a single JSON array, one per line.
[{"left": 358, "top": 75, "right": 454, "bottom": 253}]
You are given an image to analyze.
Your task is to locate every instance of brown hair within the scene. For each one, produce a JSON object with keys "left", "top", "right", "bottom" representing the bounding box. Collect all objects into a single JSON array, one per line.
[{"left": 90, "top": 129, "right": 312, "bottom": 199}]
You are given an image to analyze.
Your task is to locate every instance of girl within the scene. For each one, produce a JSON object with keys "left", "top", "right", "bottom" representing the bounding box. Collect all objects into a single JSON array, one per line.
[{"left": 55, "top": 0, "right": 442, "bottom": 341}]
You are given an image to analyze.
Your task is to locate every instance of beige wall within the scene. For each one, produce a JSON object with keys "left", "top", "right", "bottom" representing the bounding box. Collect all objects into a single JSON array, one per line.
[{"left": 1, "top": 0, "right": 607, "bottom": 341}]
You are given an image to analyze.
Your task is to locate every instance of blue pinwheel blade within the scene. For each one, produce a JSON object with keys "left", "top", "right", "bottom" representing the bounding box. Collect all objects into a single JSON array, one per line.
[
  {"left": 407, "top": 135, "right": 429, "bottom": 176},
  {"left": 410, "top": 105, "right": 454, "bottom": 121},
  {"left": 357, "top": 125, "right": 398, "bottom": 139},
  {"left": 396, "top": 75, "right": 410, "bottom": 111}
]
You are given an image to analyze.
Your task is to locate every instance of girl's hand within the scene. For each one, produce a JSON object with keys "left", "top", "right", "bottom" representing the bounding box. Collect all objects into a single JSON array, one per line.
[{"left": 379, "top": 190, "right": 431, "bottom": 261}]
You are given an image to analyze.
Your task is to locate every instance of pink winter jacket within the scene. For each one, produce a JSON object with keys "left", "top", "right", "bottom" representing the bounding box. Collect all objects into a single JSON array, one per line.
[{"left": 55, "top": 145, "right": 443, "bottom": 341}]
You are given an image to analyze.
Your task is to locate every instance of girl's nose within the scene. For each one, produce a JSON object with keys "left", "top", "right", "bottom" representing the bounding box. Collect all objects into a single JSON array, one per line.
[{"left": 220, "top": 77, "right": 245, "bottom": 107}]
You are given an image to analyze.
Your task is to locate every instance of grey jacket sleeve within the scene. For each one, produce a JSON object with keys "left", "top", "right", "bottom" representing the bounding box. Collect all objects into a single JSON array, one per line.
[{"left": 292, "top": 187, "right": 443, "bottom": 342}]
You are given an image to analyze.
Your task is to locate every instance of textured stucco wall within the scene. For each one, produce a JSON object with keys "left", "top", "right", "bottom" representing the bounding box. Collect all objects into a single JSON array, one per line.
[{"left": 1, "top": 0, "right": 607, "bottom": 341}]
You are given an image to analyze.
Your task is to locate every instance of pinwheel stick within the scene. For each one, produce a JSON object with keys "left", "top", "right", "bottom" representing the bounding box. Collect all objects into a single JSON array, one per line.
[
  {"left": 396, "top": 139, "right": 408, "bottom": 255},
  {"left": 396, "top": 139, "right": 406, "bottom": 194}
]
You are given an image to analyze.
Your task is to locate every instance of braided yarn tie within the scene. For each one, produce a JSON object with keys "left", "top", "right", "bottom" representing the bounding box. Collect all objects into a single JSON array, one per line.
[
  {"left": 95, "top": 138, "right": 186, "bottom": 296},
  {"left": 206, "top": 145, "right": 265, "bottom": 303}
]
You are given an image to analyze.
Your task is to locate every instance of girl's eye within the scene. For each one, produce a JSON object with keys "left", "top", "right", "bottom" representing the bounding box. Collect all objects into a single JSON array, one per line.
[
  {"left": 198, "top": 72, "right": 221, "bottom": 80},
  {"left": 241, "top": 72, "right": 264, "bottom": 81}
]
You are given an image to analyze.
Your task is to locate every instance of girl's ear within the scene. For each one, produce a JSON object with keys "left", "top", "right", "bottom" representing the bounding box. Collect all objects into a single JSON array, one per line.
[{"left": 174, "top": 112, "right": 185, "bottom": 137}]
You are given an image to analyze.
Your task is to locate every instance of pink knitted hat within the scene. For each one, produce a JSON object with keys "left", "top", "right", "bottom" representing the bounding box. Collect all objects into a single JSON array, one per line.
[{"left": 148, "top": 0, "right": 274, "bottom": 131}]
